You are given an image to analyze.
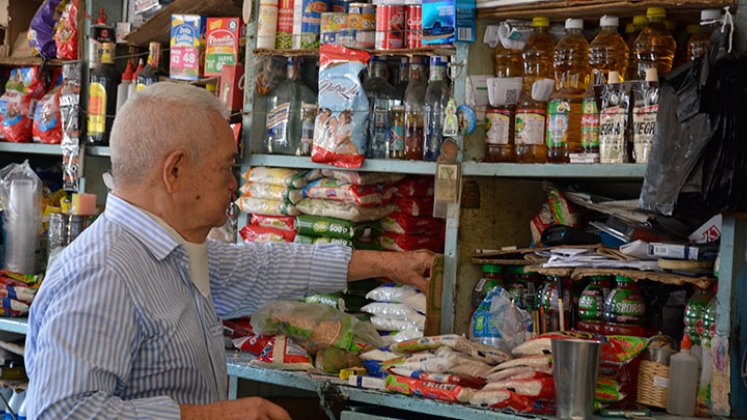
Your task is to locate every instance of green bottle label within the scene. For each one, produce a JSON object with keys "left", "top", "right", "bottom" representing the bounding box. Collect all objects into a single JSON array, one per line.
[
  {"left": 579, "top": 287, "right": 605, "bottom": 321},
  {"left": 581, "top": 99, "right": 600, "bottom": 148},
  {"left": 604, "top": 288, "right": 645, "bottom": 324},
  {"left": 546, "top": 100, "right": 570, "bottom": 147}
]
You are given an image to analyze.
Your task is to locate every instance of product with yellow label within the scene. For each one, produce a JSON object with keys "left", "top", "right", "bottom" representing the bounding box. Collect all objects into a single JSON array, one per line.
[
  {"left": 87, "top": 42, "right": 119, "bottom": 146},
  {"left": 205, "top": 18, "right": 246, "bottom": 77}
]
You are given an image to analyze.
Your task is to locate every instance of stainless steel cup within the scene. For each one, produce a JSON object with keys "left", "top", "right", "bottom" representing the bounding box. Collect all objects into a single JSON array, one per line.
[{"left": 552, "top": 338, "right": 602, "bottom": 419}]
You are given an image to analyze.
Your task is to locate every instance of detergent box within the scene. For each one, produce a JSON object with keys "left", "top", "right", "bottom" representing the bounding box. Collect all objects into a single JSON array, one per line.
[
  {"left": 422, "top": 0, "right": 475, "bottom": 45},
  {"left": 170, "top": 15, "right": 206, "bottom": 81}
]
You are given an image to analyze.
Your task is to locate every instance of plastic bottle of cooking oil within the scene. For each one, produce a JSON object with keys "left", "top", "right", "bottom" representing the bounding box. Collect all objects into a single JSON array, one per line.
[
  {"left": 486, "top": 42, "right": 523, "bottom": 162},
  {"left": 626, "top": 15, "right": 648, "bottom": 80},
  {"left": 688, "top": 9, "right": 722, "bottom": 61},
  {"left": 590, "top": 15, "right": 629, "bottom": 82},
  {"left": 546, "top": 18, "right": 589, "bottom": 163},
  {"left": 515, "top": 17, "right": 554, "bottom": 163},
  {"left": 632, "top": 7, "right": 677, "bottom": 80}
]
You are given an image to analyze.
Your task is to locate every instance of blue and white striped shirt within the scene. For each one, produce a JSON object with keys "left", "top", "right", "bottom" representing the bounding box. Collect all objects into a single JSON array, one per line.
[{"left": 25, "top": 194, "right": 351, "bottom": 419}]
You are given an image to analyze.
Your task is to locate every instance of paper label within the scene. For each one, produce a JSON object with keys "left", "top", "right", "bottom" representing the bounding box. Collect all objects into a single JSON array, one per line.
[
  {"left": 485, "top": 109, "right": 510, "bottom": 145},
  {"left": 515, "top": 109, "right": 545, "bottom": 145},
  {"left": 546, "top": 100, "right": 570, "bottom": 148}
]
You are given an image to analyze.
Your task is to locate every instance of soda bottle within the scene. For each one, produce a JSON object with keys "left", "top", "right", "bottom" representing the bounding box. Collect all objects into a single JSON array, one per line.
[
  {"left": 684, "top": 287, "right": 713, "bottom": 370},
  {"left": 697, "top": 293, "right": 717, "bottom": 417},
  {"left": 424, "top": 55, "right": 450, "bottom": 161},
  {"left": 87, "top": 42, "right": 120, "bottom": 146},
  {"left": 688, "top": 9, "right": 722, "bottom": 61},
  {"left": 364, "top": 56, "right": 402, "bottom": 159},
  {"left": 577, "top": 276, "right": 612, "bottom": 334},
  {"left": 589, "top": 15, "right": 629, "bottom": 82},
  {"left": 632, "top": 7, "right": 677, "bottom": 80},
  {"left": 602, "top": 276, "right": 646, "bottom": 336},
  {"left": 486, "top": 41, "right": 522, "bottom": 162},
  {"left": 494, "top": 42, "right": 522, "bottom": 78},
  {"left": 547, "top": 18, "right": 589, "bottom": 162},
  {"left": 404, "top": 56, "right": 427, "bottom": 160}
]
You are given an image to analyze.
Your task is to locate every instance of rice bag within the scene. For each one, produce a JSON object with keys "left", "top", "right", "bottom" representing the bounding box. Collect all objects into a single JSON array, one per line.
[
  {"left": 250, "top": 214, "right": 296, "bottom": 231},
  {"left": 233, "top": 334, "right": 273, "bottom": 355},
  {"left": 393, "top": 329, "right": 424, "bottom": 343},
  {"left": 312, "top": 45, "right": 370, "bottom": 168},
  {"left": 361, "top": 303, "right": 424, "bottom": 319},
  {"left": 0, "top": 67, "right": 46, "bottom": 142},
  {"left": 315, "top": 346, "right": 362, "bottom": 374},
  {"left": 235, "top": 196, "right": 300, "bottom": 216},
  {"left": 388, "top": 334, "right": 510, "bottom": 365},
  {"left": 240, "top": 225, "right": 296, "bottom": 243},
  {"left": 379, "top": 232, "right": 444, "bottom": 252},
  {"left": 250, "top": 336, "right": 315, "bottom": 371},
  {"left": 365, "top": 284, "right": 425, "bottom": 308},
  {"left": 482, "top": 376, "right": 555, "bottom": 399},
  {"left": 320, "top": 170, "right": 405, "bottom": 186},
  {"left": 251, "top": 301, "right": 383, "bottom": 354},
  {"left": 370, "top": 315, "right": 424, "bottom": 332},
  {"left": 28, "top": 0, "right": 66, "bottom": 58},
  {"left": 294, "top": 234, "right": 353, "bottom": 247},
  {"left": 470, "top": 389, "right": 556, "bottom": 415},
  {"left": 511, "top": 331, "right": 595, "bottom": 357},
  {"left": 381, "top": 212, "right": 444, "bottom": 235},
  {"left": 395, "top": 197, "right": 434, "bottom": 217},
  {"left": 296, "top": 198, "right": 396, "bottom": 222},
  {"left": 385, "top": 177, "right": 434, "bottom": 198},
  {"left": 361, "top": 348, "right": 400, "bottom": 362},
  {"left": 32, "top": 83, "right": 62, "bottom": 144},
  {"left": 382, "top": 347, "right": 493, "bottom": 379},
  {"left": 303, "top": 178, "right": 385, "bottom": 207},
  {"left": 54, "top": 0, "right": 78, "bottom": 59},
  {"left": 242, "top": 167, "right": 310, "bottom": 188},
  {"left": 487, "top": 366, "right": 554, "bottom": 383},
  {"left": 389, "top": 367, "right": 487, "bottom": 389},
  {"left": 488, "top": 355, "right": 553, "bottom": 373},
  {"left": 385, "top": 374, "right": 475, "bottom": 403},
  {"left": 240, "top": 183, "right": 304, "bottom": 204},
  {"left": 295, "top": 214, "right": 380, "bottom": 240}
]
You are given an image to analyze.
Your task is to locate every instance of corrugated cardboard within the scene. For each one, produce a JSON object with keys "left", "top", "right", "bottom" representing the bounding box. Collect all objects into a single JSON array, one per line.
[{"left": 423, "top": 255, "right": 444, "bottom": 336}]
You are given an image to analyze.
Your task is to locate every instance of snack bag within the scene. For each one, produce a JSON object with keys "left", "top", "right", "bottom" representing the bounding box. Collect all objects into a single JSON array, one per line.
[
  {"left": 240, "top": 225, "right": 296, "bottom": 243},
  {"left": 33, "top": 82, "right": 62, "bottom": 144},
  {"left": 389, "top": 367, "right": 487, "bottom": 389},
  {"left": 28, "top": 0, "right": 67, "bottom": 58},
  {"left": 233, "top": 334, "right": 273, "bottom": 355},
  {"left": 54, "top": 0, "right": 78, "bottom": 59},
  {"left": 250, "top": 336, "right": 315, "bottom": 371},
  {"left": 312, "top": 45, "right": 370, "bottom": 168},
  {"left": 249, "top": 214, "right": 296, "bottom": 231},
  {"left": 0, "top": 67, "right": 46, "bottom": 142},
  {"left": 385, "top": 374, "right": 476, "bottom": 403}
]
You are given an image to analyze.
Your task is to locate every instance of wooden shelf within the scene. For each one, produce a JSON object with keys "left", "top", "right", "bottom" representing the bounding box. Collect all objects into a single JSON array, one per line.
[
  {"left": 0, "top": 57, "right": 72, "bottom": 67},
  {"left": 253, "top": 47, "right": 457, "bottom": 57},
  {"left": 477, "top": 0, "right": 736, "bottom": 20}
]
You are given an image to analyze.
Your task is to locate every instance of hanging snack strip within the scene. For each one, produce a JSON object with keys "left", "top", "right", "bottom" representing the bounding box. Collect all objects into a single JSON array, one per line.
[{"left": 60, "top": 62, "right": 82, "bottom": 192}]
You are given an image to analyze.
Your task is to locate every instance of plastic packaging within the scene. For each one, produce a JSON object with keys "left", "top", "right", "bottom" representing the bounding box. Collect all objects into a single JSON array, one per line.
[
  {"left": 482, "top": 375, "right": 555, "bottom": 399},
  {"left": 395, "top": 197, "right": 434, "bottom": 217},
  {"left": 295, "top": 199, "right": 396, "bottom": 222},
  {"left": 28, "top": 0, "right": 65, "bottom": 58},
  {"left": 235, "top": 197, "right": 300, "bottom": 216},
  {"left": 319, "top": 170, "right": 405, "bottom": 186},
  {"left": 470, "top": 287, "right": 533, "bottom": 354},
  {"left": 387, "top": 334, "right": 510, "bottom": 365},
  {"left": 0, "top": 67, "right": 46, "bottom": 143},
  {"left": 0, "top": 162, "right": 43, "bottom": 274},
  {"left": 302, "top": 178, "right": 385, "bottom": 207},
  {"left": 589, "top": 15, "right": 629, "bottom": 82},
  {"left": 240, "top": 182, "right": 304, "bottom": 204},
  {"left": 240, "top": 225, "right": 296, "bottom": 243},
  {"left": 32, "top": 83, "right": 62, "bottom": 144},
  {"left": 382, "top": 346, "right": 493, "bottom": 378},
  {"left": 315, "top": 346, "right": 362, "bottom": 373},
  {"left": 385, "top": 374, "right": 475, "bottom": 403},
  {"left": 370, "top": 314, "right": 424, "bottom": 331},
  {"left": 242, "top": 167, "right": 310, "bottom": 188},
  {"left": 54, "top": 0, "right": 78, "bottom": 59},
  {"left": 631, "top": 7, "right": 677, "bottom": 80},
  {"left": 666, "top": 336, "right": 699, "bottom": 416},
  {"left": 293, "top": 234, "right": 352, "bottom": 247},
  {"left": 365, "top": 284, "right": 426, "bottom": 312},
  {"left": 381, "top": 213, "right": 443, "bottom": 235},
  {"left": 385, "top": 177, "right": 434, "bottom": 198},
  {"left": 233, "top": 335, "right": 273, "bottom": 355},
  {"left": 249, "top": 214, "right": 296, "bottom": 231},
  {"left": 389, "top": 367, "right": 486, "bottom": 389},
  {"left": 251, "top": 335, "right": 315, "bottom": 371},
  {"left": 379, "top": 232, "right": 443, "bottom": 252},
  {"left": 296, "top": 214, "right": 380, "bottom": 240}
]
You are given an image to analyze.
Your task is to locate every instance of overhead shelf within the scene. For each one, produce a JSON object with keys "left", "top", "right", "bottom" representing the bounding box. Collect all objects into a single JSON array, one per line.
[
  {"left": 461, "top": 162, "right": 647, "bottom": 179},
  {"left": 0, "top": 57, "right": 72, "bottom": 67},
  {"left": 246, "top": 154, "right": 437, "bottom": 175},
  {"left": 253, "top": 47, "right": 457, "bottom": 57},
  {"left": 0, "top": 318, "right": 28, "bottom": 335},
  {"left": 0, "top": 143, "right": 62, "bottom": 155}
]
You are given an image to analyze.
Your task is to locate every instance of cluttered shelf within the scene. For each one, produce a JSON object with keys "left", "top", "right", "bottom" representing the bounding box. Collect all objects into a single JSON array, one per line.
[
  {"left": 0, "top": 318, "right": 28, "bottom": 335},
  {"left": 246, "top": 154, "right": 438, "bottom": 175},
  {"left": 0, "top": 143, "right": 62, "bottom": 156},
  {"left": 461, "top": 162, "right": 647, "bottom": 179},
  {"left": 476, "top": 0, "right": 737, "bottom": 20}
]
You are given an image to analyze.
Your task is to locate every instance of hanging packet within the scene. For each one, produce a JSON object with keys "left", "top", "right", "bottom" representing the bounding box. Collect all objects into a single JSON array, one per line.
[
  {"left": 28, "top": 0, "right": 67, "bottom": 58},
  {"left": 0, "top": 67, "right": 46, "bottom": 142},
  {"left": 599, "top": 82, "right": 631, "bottom": 164},
  {"left": 631, "top": 80, "right": 659, "bottom": 164},
  {"left": 312, "top": 45, "right": 370, "bottom": 168},
  {"left": 33, "top": 78, "right": 63, "bottom": 144},
  {"left": 54, "top": 0, "right": 78, "bottom": 59}
]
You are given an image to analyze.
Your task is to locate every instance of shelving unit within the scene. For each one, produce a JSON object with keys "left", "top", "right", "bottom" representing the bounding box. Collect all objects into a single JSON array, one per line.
[
  {"left": 461, "top": 162, "right": 647, "bottom": 178},
  {"left": 246, "top": 154, "right": 437, "bottom": 175},
  {"left": 0, "top": 57, "right": 73, "bottom": 67},
  {"left": 0, "top": 143, "right": 62, "bottom": 155},
  {"left": 0, "top": 318, "right": 28, "bottom": 335},
  {"left": 477, "top": 0, "right": 737, "bottom": 19}
]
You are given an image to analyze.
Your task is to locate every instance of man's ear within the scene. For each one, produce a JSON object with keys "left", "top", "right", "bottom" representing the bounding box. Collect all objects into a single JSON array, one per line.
[{"left": 162, "top": 149, "right": 188, "bottom": 194}]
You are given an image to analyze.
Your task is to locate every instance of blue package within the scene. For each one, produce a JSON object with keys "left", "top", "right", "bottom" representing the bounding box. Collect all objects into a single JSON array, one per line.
[
  {"left": 422, "top": 0, "right": 475, "bottom": 45},
  {"left": 362, "top": 359, "right": 386, "bottom": 378}
]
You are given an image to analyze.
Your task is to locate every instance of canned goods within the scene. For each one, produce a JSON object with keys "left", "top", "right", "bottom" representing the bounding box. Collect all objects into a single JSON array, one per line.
[
  {"left": 321, "top": 30, "right": 339, "bottom": 45},
  {"left": 292, "top": 0, "right": 330, "bottom": 49},
  {"left": 48, "top": 213, "right": 67, "bottom": 250},
  {"left": 348, "top": 3, "right": 376, "bottom": 30},
  {"left": 405, "top": 5, "right": 422, "bottom": 49},
  {"left": 67, "top": 215, "right": 90, "bottom": 245},
  {"left": 339, "top": 28, "right": 375, "bottom": 49},
  {"left": 375, "top": 5, "right": 405, "bottom": 49},
  {"left": 321, "top": 12, "right": 348, "bottom": 32}
]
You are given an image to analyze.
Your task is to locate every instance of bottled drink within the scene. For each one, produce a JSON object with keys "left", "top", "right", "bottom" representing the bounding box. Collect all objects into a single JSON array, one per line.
[
  {"left": 688, "top": 9, "right": 722, "bottom": 61},
  {"left": 667, "top": 335, "right": 699, "bottom": 416},
  {"left": 364, "top": 56, "right": 402, "bottom": 159},
  {"left": 264, "top": 58, "right": 316, "bottom": 155},
  {"left": 404, "top": 56, "right": 427, "bottom": 160},
  {"left": 396, "top": 57, "right": 410, "bottom": 99},
  {"left": 87, "top": 42, "right": 120, "bottom": 146},
  {"left": 697, "top": 294, "right": 717, "bottom": 416},
  {"left": 389, "top": 106, "right": 405, "bottom": 159},
  {"left": 521, "top": 17, "right": 554, "bottom": 95},
  {"left": 632, "top": 7, "right": 676, "bottom": 80},
  {"left": 577, "top": 276, "right": 612, "bottom": 333},
  {"left": 486, "top": 41, "right": 522, "bottom": 162},
  {"left": 580, "top": 72, "right": 602, "bottom": 156},
  {"left": 632, "top": 68, "right": 659, "bottom": 163},
  {"left": 602, "top": 276, "right": 645, "bottom": 336},
  {"left": 547, "top": 18, "right": 589, "bottom": 162},
  {"left": 424, "top": 55, "right": 450, "bottom": 161},
  {"left": 128, "top": 59, "right": 144, "bottom": 99},
  {"left": 471, "top": 264, "right": 504, "bottom": 308},
  {"left": 135, "top": 42, "right": 162, "bottom": 92},
  {"left": 626, "top": 15, "right": 648, "bottom": 80},
  {"left": 539, "top": 276, "right": 572, "bottom": 333},
  {"left": 684, "top": 287, "right": 713, "bottom": 350},
  {"left": 589, "top": 15, "right": 629, "bottom": 82},
  {"left": 116, "top": 60, "right": 133, "bottom": 112}
]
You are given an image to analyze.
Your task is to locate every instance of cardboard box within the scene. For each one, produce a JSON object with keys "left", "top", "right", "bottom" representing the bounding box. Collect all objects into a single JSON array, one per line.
[
  {"left": 422, "top": 0, "right": 475, "bottom": 45},
  {"left": 205, "top": 17, "right": 246, "bottom": 77},
  {"left": 423, "top": 254, "right": 444, "bottom": 336},
  {"left": 170, "top": 15, "right": 206, "bottom": 81},
  {"left": 219, "top": 63, "right": 244, "bottom": 112}
]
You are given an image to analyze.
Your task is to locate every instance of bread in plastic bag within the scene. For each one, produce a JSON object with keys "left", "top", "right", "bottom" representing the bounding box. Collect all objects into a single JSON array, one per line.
[{"left": 470, "top": 286, "right": 533, "bottom": 354}]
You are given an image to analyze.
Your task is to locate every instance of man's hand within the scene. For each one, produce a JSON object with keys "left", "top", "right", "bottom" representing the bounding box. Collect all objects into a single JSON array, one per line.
[
  {"left": 181, "top": 397, "right": 291, "bottom": 420},
  {"left": 348, "top": 250, "right": 437, "bottom": 292}
]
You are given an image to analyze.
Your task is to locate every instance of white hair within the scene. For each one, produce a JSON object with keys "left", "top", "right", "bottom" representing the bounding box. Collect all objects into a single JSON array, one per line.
[{"left": 110, "top": 82, "right": 229, "bottom": 188}]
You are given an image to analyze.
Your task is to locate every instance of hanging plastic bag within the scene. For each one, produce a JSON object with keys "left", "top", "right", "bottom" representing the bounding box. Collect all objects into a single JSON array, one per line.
[
  {"left": 54, "top": 0, "right": 78, "bottom": 59},
  {"left": 0, "top": 67, "right": 46, "bottom": 143},
  {"left": 28, "top": 0, "right": 68, "bottom": 59},
  {"left": 0, "top": 161, "right": 43, "bottom": 275}
]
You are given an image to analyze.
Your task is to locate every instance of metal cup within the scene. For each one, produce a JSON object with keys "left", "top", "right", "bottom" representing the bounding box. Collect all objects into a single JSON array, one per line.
[{"left": 552, "top": 338, "right": 602, "bottom": 419}]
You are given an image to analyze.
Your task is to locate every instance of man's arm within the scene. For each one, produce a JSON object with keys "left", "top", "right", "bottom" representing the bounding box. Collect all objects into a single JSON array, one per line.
[{"left": 347, "top": 249, "right": 434, "bottom": 291}]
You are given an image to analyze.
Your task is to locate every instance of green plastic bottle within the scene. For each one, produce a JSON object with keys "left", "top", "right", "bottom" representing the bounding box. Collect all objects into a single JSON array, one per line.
[
  {"left": 696, "top": 294, "right": 717, "bottom": 417},
  {"left": 684, "top": 287, "right": 713, "bottom": 347},
  {"left": 602, "top": 276, "right": 646, "bottom": 336},
  {"left": 577, "top": 276, "right": 612, "bottom": 333}
]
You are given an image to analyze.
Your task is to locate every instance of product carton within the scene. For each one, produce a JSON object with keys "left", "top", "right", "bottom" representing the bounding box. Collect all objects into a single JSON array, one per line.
[
  {"left": 170, "top": 15, "right": 206, "bottom": 81},
  {"left": 205, "top": 17, "right": 247, "bottom": 77},
  {"left": 422, "top": 0, "right": 476, "bottom": 45},
  {"left": 219, "top": 63, "right": 245, "bottom": 112}
]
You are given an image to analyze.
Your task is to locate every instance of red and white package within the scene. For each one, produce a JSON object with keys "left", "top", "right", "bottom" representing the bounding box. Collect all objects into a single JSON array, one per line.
[
  {"left": 0, "top": 67, "right": 46, "bottom": 142},
  {"left": 223, "top": 318, "right": 254, "bottom": 339},
  {"left": 385, "top": 374, "right": 475, "bottom": 403},
  {"left": 470, "top": 389, "right": 555, "bottom": 414},
  {"left": 388, "top": 367, "right": 487, "bottom": 389},
  {"left": 251, "top": 336, "right": 315, "bottom": 371},
  {"left": 32, "top": 84, "right": 62, "bottom": 144},
  {"left": 395, "top": 197, "right": 434, "bottom": 217},
  {"left": 319, "top": 169, "right": 405, "bottom": 186},
  {"left": 240, "top": 225, "right": 296, "bottom": 243},
  {"left": 250, "top": 214, "right": 296, "bottom": 232},
  {"left": 530, "top": 204, "right": 554, "bottom": 244},
  {"left": 54, "top": 0, "right": 78, "bottom": 59},
  {"left": 482, "top": 376, "right": 555, "bottom": 399},
  {"left": 379, "top": 232, "right": 443, "bottom": 252},
  {"left": 385, "top": 177, "right": 434, "bottom": 198},
  {"left": 487, "top": 366, "right": 554, "bottom": 383},
  {"left": 233, "top": 335, "right": 273, "bottom": 355},
  {"left": 381, "top": 212, "right": 444, "bottom": 235},
  {"left": 303, "top": 178, "right": 385, "bottom": 207}
]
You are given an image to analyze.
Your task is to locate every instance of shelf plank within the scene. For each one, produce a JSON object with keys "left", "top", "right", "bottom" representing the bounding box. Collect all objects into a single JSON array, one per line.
[
  {"left": 253, "top": 47, "right": 456, "bottom": 57},
  {"left": 0, "top": 57, "right": 72, "bottom": 67},
  {"left": 0, "top": 143, "right": 62, "bottom": 155},
  {"left": 247, "top": 154, "right": 437, "bottom": 175},
  {"left": 461, "top": 162, "right": 647, "bottom": 179},
  {"left": 253, "top": 49, "right": 319, "bottom": 57},
  {"left": 86, "top": 146, "right": 112, "bottom": 157},
  {"left": 0, "top": 318, "right": 29, "bottom": 335}
]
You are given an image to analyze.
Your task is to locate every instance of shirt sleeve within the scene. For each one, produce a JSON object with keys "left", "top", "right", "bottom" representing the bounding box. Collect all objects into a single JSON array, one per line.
[
  {"left": 208, "top": 241, "right": 352, "bottom": 319},
  {"left": 25, "top": 263, "right": 182, "bottom": 420}
]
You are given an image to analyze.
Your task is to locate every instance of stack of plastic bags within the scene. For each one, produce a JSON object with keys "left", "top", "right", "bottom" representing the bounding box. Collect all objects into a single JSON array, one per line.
[
  {"left": 381, "top": 178, "right": 445, "bottom": 253},
  {"left": 362, "top": 283, "right": 427, "bottom": 343}
]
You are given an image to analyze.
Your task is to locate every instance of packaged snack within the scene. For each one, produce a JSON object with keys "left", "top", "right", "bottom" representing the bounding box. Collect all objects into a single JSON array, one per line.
[
  {"left": 235, "top": 196, "right": 300, "bottom": 216},
  {"left": 240, "top": 225, "right": 296, "bottom": 243},
  {"left": 240, "top": 182, "right": 304, "bottom": 204},
  {"left": 28, "top": 0, "right": 65, "bottom": 58},
  {"left": 250, "top": 335, "right": 315, "bottom": 371},
  {"left": 530, "top": 203, "right": 554, "bottom": 244},
  {"left": 315, "top": 346, "right": 362, "bottom": 373},
  {"left": 381, "top": 212, "right": 443, "bottom": 235},
  {"left": 223, "top": 318, "right": 254, "bottom": 339},
  {"left": 295, "top": 214, "right": 380, "bottom": 240},
  {"left": 312, "top": 45, "right": 370, "bottom": 168},
  {"left": 388, "top": 334, "right": 510, "bottom": 365},
  {"left": 595, "top": 376, "right": 625, "bottom": 403},
  {"left": 204, "top": 17, "right": 246, "bottom": 77},
  {"left": 482, "top": 376, "right": 555, "bottom": 399},
  {"left": 370, "top": 315, "right": 424, "bottom": 332},
  {"left": 382, "top": 347, "right": 493, "bottom": 378},
  {"left": 233, "top": 334, "right": 273, "bottom": 355},
  {"left": 0, "top": 67, "right": 46, "bottom": 142},
  {"left": 242, "top": 167, "right": 310, "bottom": 188},
  {"left": 296, "top": 199, "right": 396, "bottom": 222},
  {"left": 32, "top": 83, "right": 62, "bottom": 144},
  {"left": 546, "top": 185, "right": 580, "bottom": 227},
  {"left": 389, "top": 367, "right": 487, "bottom": 389},
  {"left": 395, "top": 197, "right": 434, "bottom": 217},
  {"left": 319, "top": 170, "right": 405, "bottom": 186},
  {"left": 487, "top": 366, "right": 554, "bottom": 383},
  {"left": 379, "top": 232, "right": 443, "bottom": 252},
  {"left": 599, "top": 81, "right": 631, "bottom": 164},
  {"left": 303, "top": 178, "right": 385, "bottom": 207},
  {"left": 385, "top": 177, "right": 434, "bottom": 198},
  {"left": 385, "top": 374, "right": 475, "bottom": 403},
  {"left": 170, "top": 15, "right": 206, "bottom": 81},
  {"left": 252, "top": 301, "right": 383, "bottom": 354},
  {"left": 54, "top": 0, "right": 78, "bottom": 59},
  {"left": 600, "top": 335, "right": 647, "bottom": 365},
  {"left": 249, "top": 214, "right": 296, "bottom": 231},
  {"left": 293, "top": 234, "right": 353, "bottom": 247}
]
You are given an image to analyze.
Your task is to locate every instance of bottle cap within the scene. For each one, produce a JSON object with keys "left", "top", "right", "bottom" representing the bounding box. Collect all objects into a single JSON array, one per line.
[
  {"left": 600, "top": 15, "right": 619, "bottom": 27},
  {"left": 97, "top": 8, "right": 107, "bottom": 25},
  {"left": 122, "top": 61, "right": 134, "bottom": 81},
  {"left": 701, "top": 8, "right": 721, "bottom": 22},
  {"left": 633, "top": 15, "right": 648, "bottom": 26},
  {"left": 681, "top": 334, "right": 692, "bottom": 350},
  {"left": 645, "top": 67, "right": 659, "bottom": 82},
  {"left": 687, "top": 24, "right": 700, "bottom": 35},
  {"left": 647, "top": 7, "right": 666, "bottom": 19},
  {"left": 607, "top": 71, "right": 621, "bottom": 84},
  {"left": 532, "top": 17, "right": 550, "bottom": 27},
  {"left": 565, "top": 18, "right": 584, "bottom": 30}
]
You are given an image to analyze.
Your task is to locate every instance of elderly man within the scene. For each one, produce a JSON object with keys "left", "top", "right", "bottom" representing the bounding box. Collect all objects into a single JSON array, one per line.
[{"left": 25, "top": 83, "right": 434, "bottom": 419}]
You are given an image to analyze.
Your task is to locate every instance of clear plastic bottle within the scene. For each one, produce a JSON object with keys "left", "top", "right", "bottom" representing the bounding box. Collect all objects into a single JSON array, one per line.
[
  {"left": 486, "top": 41, "right": 522, "bottom": 162},
  {"left": 626, "top": 15, "right": 648, "bottom": 80},
  {"left": 364, "top": 56, "right": 402, "bottom": 159},
  {"left": 547, "top": 18, "right": 589, "bottom": 162},
  {"left": 116, "top": 60, "right": 133, "bottom": 112},
  {"left": 494, "top": 42, "right": 523, "bottom": 78},
  {"left": 264, "top": 58, "right": 316, "bottom": 155},
  {"left": 404, "top": 56, "right": 427, "bottom": 160},
  {"left": 516, "top": 17, "right": 554, "bottom": 163},
  {"left": 589, "top": 15, "right": 629, "bottom": 82},
  {"left": 688, "top": 9, "right": 722, "bottom": 61},
  {"left": 396, "top": 57, "right": 410, "bottom": 99},
  {"left": 667, "top": 335, "right": 699, "bottom": 416},
  {"left": 632, "top": 7, "right": 677, "bottom": 81},
  {"left": 424, "top": 55, "right": 450, "bottom": 161}
]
